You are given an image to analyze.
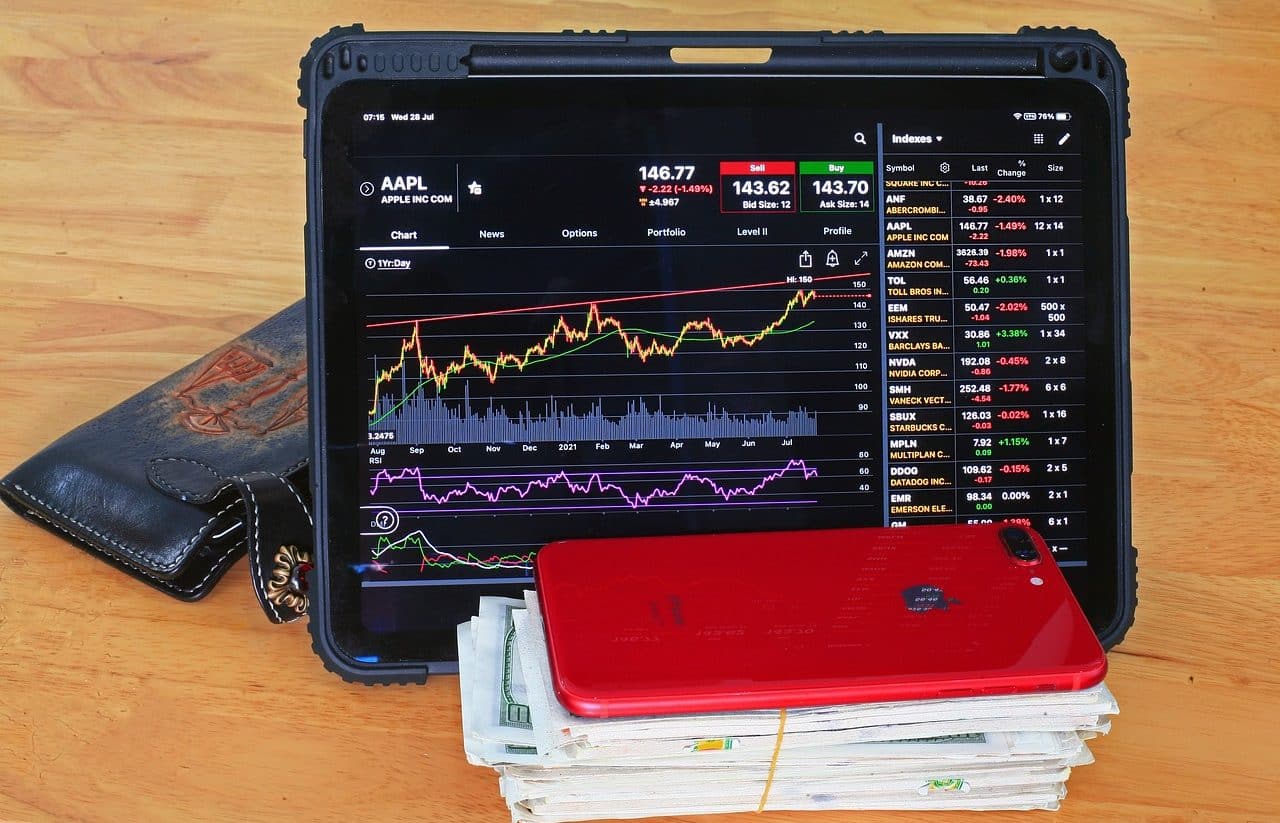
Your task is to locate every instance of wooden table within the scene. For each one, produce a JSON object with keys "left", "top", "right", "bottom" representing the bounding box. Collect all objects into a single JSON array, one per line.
[{"left": 1, "top": 2, "right": 1277, "bottom": 821}]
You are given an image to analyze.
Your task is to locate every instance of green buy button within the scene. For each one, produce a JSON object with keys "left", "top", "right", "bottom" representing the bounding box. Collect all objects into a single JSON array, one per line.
[{"left": 799, "top": 160, "right": 874, "bottom": 175}]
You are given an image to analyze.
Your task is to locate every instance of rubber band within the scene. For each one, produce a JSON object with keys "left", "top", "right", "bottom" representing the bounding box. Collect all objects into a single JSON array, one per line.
[{"left": 756, "top": 707, "right": 788, "bottom": 813}]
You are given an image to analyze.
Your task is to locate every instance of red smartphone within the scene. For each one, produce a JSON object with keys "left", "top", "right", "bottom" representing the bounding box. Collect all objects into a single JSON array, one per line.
[{"left": 534, "top": 523, "right": 1106, "bottom": 718}]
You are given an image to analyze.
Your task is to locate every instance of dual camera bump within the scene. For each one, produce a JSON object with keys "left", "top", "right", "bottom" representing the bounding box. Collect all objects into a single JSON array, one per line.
[{"left": 1000, "top": 526, "right": 1042, "bottom": 566}]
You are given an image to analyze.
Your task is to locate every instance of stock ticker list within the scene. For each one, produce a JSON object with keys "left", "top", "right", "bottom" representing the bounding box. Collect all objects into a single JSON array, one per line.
[
  {"left": 355, "top": 113, "right": 1088, "bottom": 583},
  {"left": 878, "top": 134, "right": 1086, "bottom": 561}
]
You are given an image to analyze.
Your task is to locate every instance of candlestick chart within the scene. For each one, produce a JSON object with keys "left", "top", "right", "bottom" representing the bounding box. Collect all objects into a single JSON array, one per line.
[
  {"left": 366, "top": 272, "right": 870, "bottom": 445},
  {"left": 358, "top": 260, "right": 882, "bottom": 584}
]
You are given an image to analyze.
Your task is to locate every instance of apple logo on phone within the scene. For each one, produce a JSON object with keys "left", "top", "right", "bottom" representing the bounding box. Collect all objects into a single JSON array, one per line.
[{"left": 902, "top": 584, "right": 960, "bottom": 613}]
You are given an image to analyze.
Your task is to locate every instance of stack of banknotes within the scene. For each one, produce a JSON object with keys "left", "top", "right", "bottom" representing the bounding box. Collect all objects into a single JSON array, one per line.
[{"left": 459, "top": 593, "right": 1117, "bottom": 822}]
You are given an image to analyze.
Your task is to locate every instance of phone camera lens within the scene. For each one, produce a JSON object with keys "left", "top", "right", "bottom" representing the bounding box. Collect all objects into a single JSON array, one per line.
[{"left": 1000, "top": 526, "right": 1041, "bottom": 563}]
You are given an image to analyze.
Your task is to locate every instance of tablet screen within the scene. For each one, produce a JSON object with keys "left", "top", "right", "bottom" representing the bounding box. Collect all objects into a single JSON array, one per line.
[{"left": 319, "top": 77, "right": 1121, "bottom": 664}]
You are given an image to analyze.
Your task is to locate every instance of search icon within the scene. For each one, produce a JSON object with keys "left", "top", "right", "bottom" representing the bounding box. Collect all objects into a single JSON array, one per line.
[{"left": 854, "top": 131, "right": 867, "bottom": 146}]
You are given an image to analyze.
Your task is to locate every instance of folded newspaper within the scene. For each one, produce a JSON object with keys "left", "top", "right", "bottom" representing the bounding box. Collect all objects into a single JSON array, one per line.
[{"left": 459, "top": 593, "right": 1117, "bottom": 822}]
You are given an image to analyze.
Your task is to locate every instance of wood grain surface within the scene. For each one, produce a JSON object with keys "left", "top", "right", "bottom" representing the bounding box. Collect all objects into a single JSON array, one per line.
[{"left": 1, "top": 2, "right": 1277, "bottom": 821}]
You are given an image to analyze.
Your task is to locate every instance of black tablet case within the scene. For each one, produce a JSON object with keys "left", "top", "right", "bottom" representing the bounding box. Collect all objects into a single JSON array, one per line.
[{"left": 302, "top": 26, "right": 1136, "bottom": 683}]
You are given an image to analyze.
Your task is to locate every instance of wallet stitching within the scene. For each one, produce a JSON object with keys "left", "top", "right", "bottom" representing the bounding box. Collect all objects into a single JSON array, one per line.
[
  {"left": 267, "top": 472, "right": 311, "bottom": 624},
  {"left": 147, "top": 456, "right": 307, "bottom": 500},
  {"left": 236, "top": 475, "right": 285, "bottom": 623},
  {"left": 12, "top": 497, "right": 245, "bottom": 595},
  {"left": 190, "top": 539, "right": 246, "bottom": 592},
  {"left": 1, "top": 479, "right": 239, "bottom": 573},
  {"left": 271, "top": 472, "right": 314, "bottom": 527},
  {"left": 148, "top": 457, "right": 225, "bottom": 500}
]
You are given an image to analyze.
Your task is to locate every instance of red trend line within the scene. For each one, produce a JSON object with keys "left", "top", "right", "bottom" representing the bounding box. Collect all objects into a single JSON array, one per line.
[
  {"left": 366, "top": 271, "right": 870, "bottom": 328},
  {"left": 368, "top": 460, "right": 819, "bottom": 510},
  {"left": 369, "top": 285, "right": 826, "bottom": 413}
]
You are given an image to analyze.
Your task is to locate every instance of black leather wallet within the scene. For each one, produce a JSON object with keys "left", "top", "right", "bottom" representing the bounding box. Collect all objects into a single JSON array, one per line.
[{"left": 0, "top": 301, "right": 313, "bottom": 623}]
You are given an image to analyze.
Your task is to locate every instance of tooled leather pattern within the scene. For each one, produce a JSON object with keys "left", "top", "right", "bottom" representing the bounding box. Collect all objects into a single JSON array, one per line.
[{"left": 174, "top": 345, "right": 307, "bottom": 436}]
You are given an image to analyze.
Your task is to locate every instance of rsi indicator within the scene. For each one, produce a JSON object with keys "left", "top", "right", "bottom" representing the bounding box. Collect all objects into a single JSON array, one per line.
[{"left": 368, "top": 460, "right": 820, "bottom": 512}]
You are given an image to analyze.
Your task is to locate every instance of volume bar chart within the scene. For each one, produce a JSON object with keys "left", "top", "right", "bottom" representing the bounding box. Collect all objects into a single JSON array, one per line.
[{"left": 371, "top": 382, "right": 818, "bottom": 443}]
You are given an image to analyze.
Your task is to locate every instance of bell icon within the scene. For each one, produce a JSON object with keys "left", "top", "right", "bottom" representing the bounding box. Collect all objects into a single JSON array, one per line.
[{"left": 825, "top": 249, "right": 840, "bottom": 268}]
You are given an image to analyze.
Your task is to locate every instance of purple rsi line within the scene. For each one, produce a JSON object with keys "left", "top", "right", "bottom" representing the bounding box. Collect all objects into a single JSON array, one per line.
[
  {"left": 389, "top": 499, "right": 819, "bottom": 515},
  {"left": 369, "top": 460, "right": 819, "bottom": 511},
  {"left": 408, "top": 466, "right": 806, "bottom": 481}
]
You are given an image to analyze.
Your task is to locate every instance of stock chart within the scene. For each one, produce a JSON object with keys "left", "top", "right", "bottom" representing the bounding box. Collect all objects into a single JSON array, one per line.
[{"left": 346, "top": 103, "right": 1091, "bottom": 600}]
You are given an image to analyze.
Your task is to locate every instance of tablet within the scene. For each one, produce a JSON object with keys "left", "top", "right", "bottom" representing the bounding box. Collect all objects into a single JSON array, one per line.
[
  {"left": 535, "top": 524, "right": 1106, "bottom": 717},
  {"left": 301, "top": 27, "right": 1134, "bottom": 683}
]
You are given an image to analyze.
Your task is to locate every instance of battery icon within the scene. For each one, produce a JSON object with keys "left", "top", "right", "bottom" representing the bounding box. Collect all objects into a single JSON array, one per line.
[{"left": 1055, "top": 112, "right": 1072, "bottom": 121}]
